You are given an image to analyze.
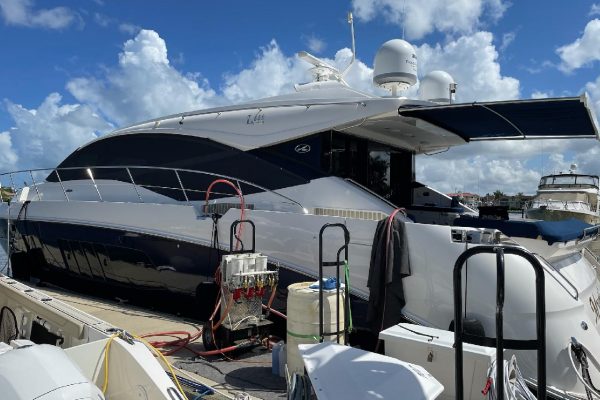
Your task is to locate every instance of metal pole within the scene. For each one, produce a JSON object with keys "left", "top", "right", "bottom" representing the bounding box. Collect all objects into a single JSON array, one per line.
[
  {"left": 29, "top": 170, "right": 41, "bottom": 199},
  {"left": 336, "top": 248, "right": 340, "bottom": 344},
  {"left": 54, "top": 169, "right": 69, "bottom": 201},
  {"left": 174, "top": 169, "right": 189, "bottom": 204},
  {"left": 6, "top": 203, "right": 10, "bottom": 276},
  {"left": 319, "top": 225, "right": 324, "bottom": 343},
  {"left": 495, "top": 247, "right": 505, "bottom": 400},
  {"left": 453, "top": 255, "right": 464, "bottom": 400},
  {"left": 86, "top": 168, "right": 103, "bottom": 201},
  {"left": 454, "top": 246, "right": 547, "bottom": 400},
  {"left": 9, "top": 173, "right": 16, "bottom": 195},
  {"left": 126, "top": 168, "right": 143, "bottom": 203}
]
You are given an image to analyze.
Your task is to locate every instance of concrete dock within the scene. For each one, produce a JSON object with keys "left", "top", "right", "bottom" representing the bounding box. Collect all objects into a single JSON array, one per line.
[{"left": 38, "top": 285, "right": 287, "bottom": 400}]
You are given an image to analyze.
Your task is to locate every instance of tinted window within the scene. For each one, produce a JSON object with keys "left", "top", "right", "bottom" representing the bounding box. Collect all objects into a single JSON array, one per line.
[
  {"left": 49, "top": 133, "right": 308, "bottom": 192},
  {"left": 252, "top": 131, "right": 414, "bottom": 205},
  {"left": 249, "top": 133, "right": 327, "bottom": 180},
  {"left": 324, "top": 132, "right": 413, "bottom": 204}
]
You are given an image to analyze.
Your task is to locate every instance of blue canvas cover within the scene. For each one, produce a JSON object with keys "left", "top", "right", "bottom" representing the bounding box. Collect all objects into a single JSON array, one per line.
[{"left": 399, "top": 95, "right": 599, "bottom": 141}]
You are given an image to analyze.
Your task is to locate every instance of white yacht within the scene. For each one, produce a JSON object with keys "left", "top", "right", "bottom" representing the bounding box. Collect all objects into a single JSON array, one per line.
[
  {"left": 1, "top": 38, "right": 600, "bottom": 398},
  {"left": 526, "top": 171, "right": 600, "bottom": 225}
]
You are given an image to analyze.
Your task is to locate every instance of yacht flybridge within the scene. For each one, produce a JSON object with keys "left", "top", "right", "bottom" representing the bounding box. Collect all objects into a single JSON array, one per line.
[{"left": 1, "top": 37, "right": 600, "bottom": 399}]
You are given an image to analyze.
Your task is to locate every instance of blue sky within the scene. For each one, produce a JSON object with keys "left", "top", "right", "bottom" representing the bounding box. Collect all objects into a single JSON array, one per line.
[{"left": 0, "top": 0, "right": 599, "bottom": 195}]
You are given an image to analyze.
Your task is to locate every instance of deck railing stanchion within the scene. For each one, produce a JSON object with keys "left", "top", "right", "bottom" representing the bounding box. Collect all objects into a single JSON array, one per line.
[
  {"left": 29, "top": 170, "right": 41, "bottom": 199},
  {"left": 54, "top": 169, "right": 69, "bottom": 201},
  {"left": 8, "top": 173, "right": 16, "bottom": 195},
  {"left": 174, "top": 169, "right": 189, "bottom": 204},
  {"left": 126, "top": 168, "right": 143, "bottom": 203},
  {"left": 86, "top": 168, "right": 103, "bottom": 201}
]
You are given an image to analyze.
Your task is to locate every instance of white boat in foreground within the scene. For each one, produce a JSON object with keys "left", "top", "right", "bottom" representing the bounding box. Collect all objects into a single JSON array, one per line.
[{"left": 0, "top": 275, "right": 187, "bottom": 399}]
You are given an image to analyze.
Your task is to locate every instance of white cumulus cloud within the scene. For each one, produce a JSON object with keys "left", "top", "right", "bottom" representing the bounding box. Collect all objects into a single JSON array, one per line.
[
  {"left": 67, "top": 30, "right": 218, "bottom": 127},
  {"left": 416, "top": 31, "right": 519, "bottom": 101},
  {"left": 416, "top": 138, "right": 600, "bottom": 195},
  {"left": 590, "top": 4, "right": 600, "bottom": 16},
  {"left": 3, "top": 93, "right": 110, "bottom": 170},
  {"left": 352, "top": 0, "right": 508, "bottom": 39},
  {"left": 221, "top": 40, "right": 309, "bottom": 104},
  {"left": 585, "top": 75, "right": 600, "bottom": 128},
  {"left": 0, "top": 131, "right": 18, "bottom": 172},
  {"left": 0, "top": 0, "right": 80, "bottom": 29},
  {"left": 557, "top": 19, "right": 600, "bottom": 73}
]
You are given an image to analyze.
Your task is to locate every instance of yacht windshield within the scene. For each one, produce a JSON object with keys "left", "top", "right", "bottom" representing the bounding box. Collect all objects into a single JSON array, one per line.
[{"left": 540, "top": 174, "right": 599, "bottom": 188}]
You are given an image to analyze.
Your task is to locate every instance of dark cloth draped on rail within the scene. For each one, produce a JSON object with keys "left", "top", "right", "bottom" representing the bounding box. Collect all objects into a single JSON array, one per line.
[{"left": 367, "top": 217, "right": 411, "bottom": 333}]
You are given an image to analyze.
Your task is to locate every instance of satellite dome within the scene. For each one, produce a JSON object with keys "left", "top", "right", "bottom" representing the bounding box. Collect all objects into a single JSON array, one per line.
[
  {"left": 418, "top": 70, "right": 456, "bottom": 104},
  {"left": 373, "top": 39, "right": 417, "bottom": 95}
]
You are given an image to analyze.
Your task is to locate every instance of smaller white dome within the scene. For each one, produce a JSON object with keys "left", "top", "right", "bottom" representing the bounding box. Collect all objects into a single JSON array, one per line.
[
  {"left": 373, "top": 39, "right": 417, "bottom": 93},
  {"left": 418, "top": 70, "right": 456, "bottom": 104}
]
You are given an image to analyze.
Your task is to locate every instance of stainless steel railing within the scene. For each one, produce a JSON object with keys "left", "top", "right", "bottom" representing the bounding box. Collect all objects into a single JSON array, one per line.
[
  {"left": 0, "top": 165, "right": 306, "bottom": 213},
  {"left": 528, "top": 199, "right": 597, "bottom": 213}
]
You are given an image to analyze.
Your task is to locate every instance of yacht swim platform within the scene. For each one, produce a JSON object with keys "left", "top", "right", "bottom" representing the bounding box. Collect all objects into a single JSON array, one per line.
[{"left": 34, "top": 283, "right": 287, "bottom": 400}]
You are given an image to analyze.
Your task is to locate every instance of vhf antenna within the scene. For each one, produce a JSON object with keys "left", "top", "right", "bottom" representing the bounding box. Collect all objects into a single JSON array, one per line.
[{"left": 341, "top": 11, "right": 356, "bottom": 78}]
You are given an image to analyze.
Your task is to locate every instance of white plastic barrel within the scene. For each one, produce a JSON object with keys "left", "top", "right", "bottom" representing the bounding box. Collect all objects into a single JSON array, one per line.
[{"left": 286, "top": 282, "right": 345, "bottom": 375}]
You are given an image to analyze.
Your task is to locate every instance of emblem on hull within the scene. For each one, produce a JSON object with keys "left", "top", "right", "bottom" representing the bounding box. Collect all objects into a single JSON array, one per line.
[{"left": 294, "top": 144, "right": 311, "bottom": 154}]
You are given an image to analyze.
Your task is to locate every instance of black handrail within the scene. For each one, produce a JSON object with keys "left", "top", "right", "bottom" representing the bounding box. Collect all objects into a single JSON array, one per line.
[
  {"left": 229, "top": 219, "right": 255, "bottom": 254},
  {"left": 318, "top": 223, "right": 350, "bottom": 344},
  {"left": 453, "top": 245, "right": 546, "bottom": 400}
]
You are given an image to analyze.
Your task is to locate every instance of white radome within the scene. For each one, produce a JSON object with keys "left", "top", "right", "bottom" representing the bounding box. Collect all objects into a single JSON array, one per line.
[
  {"left": 373, "top": 39, "right": 418, "bottom": 93},
  {"left": 419, "top": 70, "right": 456, "bottom": 104}
]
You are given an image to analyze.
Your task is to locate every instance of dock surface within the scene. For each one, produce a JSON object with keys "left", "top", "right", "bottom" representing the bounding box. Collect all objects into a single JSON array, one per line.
[{"left": 39, "top": 285, "right": 286, "bottom": 400}]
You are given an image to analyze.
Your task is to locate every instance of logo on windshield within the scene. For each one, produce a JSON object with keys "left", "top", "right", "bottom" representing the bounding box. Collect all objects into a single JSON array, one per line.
[{"left": 294, "top": 144, "right": 311, "bottom": 154}]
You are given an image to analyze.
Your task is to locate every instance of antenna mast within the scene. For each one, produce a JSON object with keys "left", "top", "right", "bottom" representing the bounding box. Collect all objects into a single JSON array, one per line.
[{"left": 341, "top": 12, "right": 356, "bottom": 78}]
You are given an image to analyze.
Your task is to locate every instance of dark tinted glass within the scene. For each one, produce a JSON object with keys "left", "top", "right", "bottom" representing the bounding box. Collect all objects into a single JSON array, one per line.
[{"left": 48, "top": 133, "right": 308, "bottom": 191}]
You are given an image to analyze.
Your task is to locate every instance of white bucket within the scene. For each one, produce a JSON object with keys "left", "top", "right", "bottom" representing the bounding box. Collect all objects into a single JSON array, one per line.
[{"left": 286, "top": 282, "right": 345, "bottom": 375}]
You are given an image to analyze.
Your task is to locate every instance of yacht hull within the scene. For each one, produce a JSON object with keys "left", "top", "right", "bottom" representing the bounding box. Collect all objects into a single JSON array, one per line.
[
  {"left": 3, "top": 216, "right": 323, "bottom": 316},
  {"left": 526, "top": 208, "right": 600, "bottom": 225}
]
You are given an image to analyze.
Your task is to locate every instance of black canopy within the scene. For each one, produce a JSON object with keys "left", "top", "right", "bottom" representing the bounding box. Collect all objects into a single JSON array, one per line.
[{"left": 398, "top": 95, "right": 599, "bottom": 141}]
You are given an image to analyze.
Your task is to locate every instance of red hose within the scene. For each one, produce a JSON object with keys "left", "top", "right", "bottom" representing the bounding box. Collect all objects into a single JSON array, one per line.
[
  {"left": 189, "top": 343, "right": 249, "bottom": 357},
  {"left": 141, "top": 330, "right": 202, "bottom": 356},
  {"left": 262, "top": 304, "right": 287, "bottom": 320},
  {"left": 212, "top": 294, "right": 234, "bottom": 330},
  {"left": 141, "top": 329, "right": 253, "bottom": 356},
  {"left": 140, "top": 180, "right": 258, "bottom": 358},
  {"left": 204, "top": 178, "right": 246, "bottom": 251}
]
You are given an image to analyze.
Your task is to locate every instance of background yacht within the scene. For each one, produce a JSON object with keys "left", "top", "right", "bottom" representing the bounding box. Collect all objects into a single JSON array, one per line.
[
  {"left": 525, "top": 169, "right": 600, "bottom": 225},
  {"left": 1, "top": 37, "right": 600, "bottom": 398}
]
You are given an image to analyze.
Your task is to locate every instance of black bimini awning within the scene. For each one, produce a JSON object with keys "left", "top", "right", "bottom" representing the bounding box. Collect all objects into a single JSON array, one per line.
[{"left": 398, "top": 94, "right": 599, "bottom": 141}]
